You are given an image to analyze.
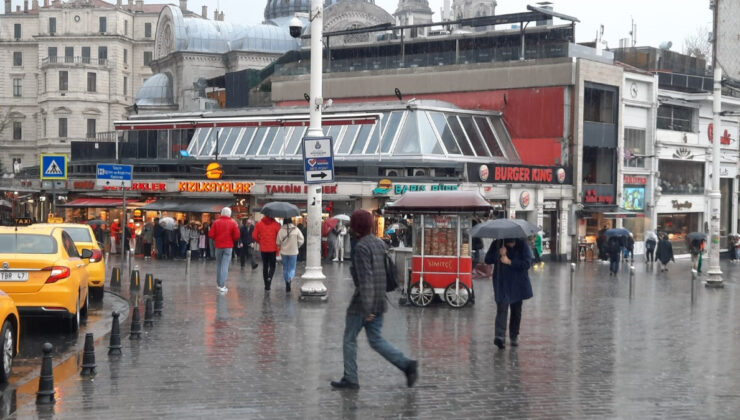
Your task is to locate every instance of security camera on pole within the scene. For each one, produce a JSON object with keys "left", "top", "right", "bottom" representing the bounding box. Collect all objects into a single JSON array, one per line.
[{"left": 293, "top": 1, "right": 329, "bottom": 299}]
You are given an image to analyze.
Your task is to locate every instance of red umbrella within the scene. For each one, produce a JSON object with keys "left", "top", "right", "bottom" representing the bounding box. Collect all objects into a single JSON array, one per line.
[{"left": 322, "top": 218, "right": 339, "bottom": 237}]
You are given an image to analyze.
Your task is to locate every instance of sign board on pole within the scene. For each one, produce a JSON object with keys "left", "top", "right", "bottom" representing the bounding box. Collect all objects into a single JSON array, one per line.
[
  {"left": 96, "top": 164, "right": 133, "bottom": 188},
  {"left": 717, "top": 0, "right": 740, "bottom": 81},
  {"left": 40, "top": 154, "right": 67, "bottom": 180},
  {"left": 302, "top": 136, "right": 335, "bottom": 184}
]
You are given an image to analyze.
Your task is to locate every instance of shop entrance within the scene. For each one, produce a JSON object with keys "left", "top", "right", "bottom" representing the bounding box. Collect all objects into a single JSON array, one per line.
[
  {"left": 542, "top": 210, "right": 558, "bottom": 260},
  {"left": 657, "top": 212, "right": 701, "bottom": 254}
]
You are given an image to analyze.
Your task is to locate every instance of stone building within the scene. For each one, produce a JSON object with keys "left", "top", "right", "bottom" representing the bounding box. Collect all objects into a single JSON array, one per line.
[{"left": 0, "top": 0, "right": 165, "bottom": 175}]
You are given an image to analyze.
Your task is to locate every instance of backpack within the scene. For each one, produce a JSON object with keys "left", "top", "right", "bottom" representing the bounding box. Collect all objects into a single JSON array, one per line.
[{"left": 383, "top": 251, "right": 399, "bottom": 292}]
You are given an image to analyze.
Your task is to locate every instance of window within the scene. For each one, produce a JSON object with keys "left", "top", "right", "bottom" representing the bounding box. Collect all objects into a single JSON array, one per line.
[
  {"left": 86, "top": 119, "right": 96, "bottom": 139},
  {"left": 61, "top": 232, "right": 80, "bottom": 258},
  {"left": 58, "top": 71, "right": 68, "bottom": 91},
  {"left": 87, "top": 72, "right": 97, "bottom": 92},
  {"left": 12, "top": 52, "right": 22, "bottom": 66},
  {"left": 14, "top": 24, "right": 21, "bottom": 39},
  {"left": 145, "top": 22, "right": 152, "bottom": 38},
  {"left": 584, "top": 86, "right": 616, "bottom": 123},
  {"left": 659, "top": 161, "right": 704, "bottom": 194},
  {"left": 143, "top": 51, "right": 153, "bottom": 66},
  {"left": 81, "top": 46, "right": 90, "bottom": 63},
  {"left": 65, "top": 46, "right": 74, "bottom": 63},
  {"left": 124, "top": 20, "right": 128, "bottom": 35},
  {"left": 0, "top": 234, "right": 57, "bottom": 254},
  {"left": 13, "top": 122, "right": 22, "bottom": 140},
  {"left": 123, "top": 76, "right": 128, "bottom": 95},
  {"left": 582, "top": 147, "right": 615, "bottom": 184},
  {"left": 58, "top": 118, "right": 68, "bottom": 138},
  {"left": 49, "top": 17, "right": 56, "bottom": 35},
  {"left": 98, "top": 46, "right": 107, "bottom": 64},
  {"left": 48, "top": 47, "right": 57, "bottom": 59},
  {"left": 123, "top": 49, "right": 128, "bottom": 64},
  {"left": 624, "top": 128, "right": 647, "bottom": 168},
  {"left": 12, "top": 79, "right": 22, "bottom": 97},
  {"left": 99, "top": 17, "right": 107, "bottom": 33},
  {"left": 657, "top": 105, "right": 693, "bottom": 132}
]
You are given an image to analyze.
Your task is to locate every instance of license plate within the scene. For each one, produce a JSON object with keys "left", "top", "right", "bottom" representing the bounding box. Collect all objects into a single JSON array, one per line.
[{"left": 0, "top": 271, "right": 28, "bottom": 281}]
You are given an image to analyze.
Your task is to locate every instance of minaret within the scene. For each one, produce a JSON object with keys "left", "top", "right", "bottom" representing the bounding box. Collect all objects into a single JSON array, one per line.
[{"left": 394, "top": 0, "right": 434, "bottom": 28}]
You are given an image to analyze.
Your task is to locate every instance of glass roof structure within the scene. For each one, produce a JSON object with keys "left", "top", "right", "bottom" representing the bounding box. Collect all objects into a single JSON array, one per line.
[
  {"left": 135, "top": 74, "right": 174, "bottom": 106},
  {"left": 179, "top": 101, "right": 518, "bottom": 163}
]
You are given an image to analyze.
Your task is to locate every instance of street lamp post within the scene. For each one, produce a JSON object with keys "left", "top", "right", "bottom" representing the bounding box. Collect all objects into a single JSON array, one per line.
[
  {"left": 300, "top": 0, "right": 328, "bottom": 299},
  {"left": 705, "top": 0, "right": 723, "bottom": 288}
]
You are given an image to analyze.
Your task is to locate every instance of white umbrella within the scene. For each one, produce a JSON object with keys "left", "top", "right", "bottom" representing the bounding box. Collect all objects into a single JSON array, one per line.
[
  {"left": 332, "top": 214, "right": 351, "bottom": 222},
  {"left": 159, "top": 217, "right": 176, "bottom": 230}
]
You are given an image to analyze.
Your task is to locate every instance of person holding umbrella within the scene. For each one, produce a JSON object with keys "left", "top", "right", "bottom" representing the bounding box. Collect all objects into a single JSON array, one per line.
[
  {"left": 645, "top": 230, "right": 658, "bottom": 264},
  {"left": 208, "top": 207, "right": 240, "bottom": 294},
  {"left": 254, "top": 202, "right": 298, "bottom": 291},
  {"left": 656, "top": 233, "right": 675, "bottom": 272}
]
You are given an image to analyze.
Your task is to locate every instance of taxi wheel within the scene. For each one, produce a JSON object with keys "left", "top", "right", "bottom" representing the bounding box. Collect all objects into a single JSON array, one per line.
[
  {"left": 65, "top": 297, "right": 80, "bottom": 334},
  {"left": 0, "top": 320, "right": 14, "bottom": 383},
  {"left": 81, "top": 292, "right": 89, "bottom": 320}
]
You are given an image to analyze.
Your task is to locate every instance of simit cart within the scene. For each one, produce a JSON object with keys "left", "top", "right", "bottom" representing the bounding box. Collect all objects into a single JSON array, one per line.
[{"left": 385, "top": 191, "right": 492, "bottom": 308}]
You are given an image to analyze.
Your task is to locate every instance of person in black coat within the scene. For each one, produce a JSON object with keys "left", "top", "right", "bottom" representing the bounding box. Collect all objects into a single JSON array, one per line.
[
  {"left": 656, "top": 234, "right": 675, "bottom": 272},
  {"left": 485, "top": 238, "right": 534, "bottom": 349},
  {"left": 607, "top": 236, "right": 622, "bottom": 275},
  {"left": 239, "top": 219, "right": 258, "bottom": 269}
]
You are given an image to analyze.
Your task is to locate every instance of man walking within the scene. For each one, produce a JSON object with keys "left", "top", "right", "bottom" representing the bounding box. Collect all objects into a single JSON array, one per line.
[
  {"left": 330, "top": 209, "right": 418, "bottom": 390},
  {"left": 239, "top": 219, "right": 258, "bottom": 269},
  {"left": 252, "top": 215, "right": 281, "bottom": 291},
  {"left": 208, "top": 207, "right": 240, "bottom": 294}
]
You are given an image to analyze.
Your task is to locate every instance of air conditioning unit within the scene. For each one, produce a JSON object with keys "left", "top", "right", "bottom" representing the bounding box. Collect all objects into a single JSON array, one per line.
[
  {"left": 384, "top": 169, "right": 402, "bottom": 177},
  {"left": 413, "top": 168, "right": 434, "bottom": 177}
]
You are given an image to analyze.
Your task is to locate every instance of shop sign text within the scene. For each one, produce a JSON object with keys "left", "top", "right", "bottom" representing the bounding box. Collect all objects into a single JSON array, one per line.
[
  {"left": 584, "top": 189, "right": 614, "bottom": 204},
  {"left": 265, "top": 184, "right": 337, "bottom": 195},
  {"left": 103, "top": 182, "right": 167, "bottom": 192},
  {"left": 178, "top": 181, "right": 254, "bottom": 194},
  {"left": 490, "top": 164, "right": 567, "bottom": 185},
  {"left": 623, "top": 175, "right": 647, "bottom": 185},
  {"left": 394, "top": 184, "right": 458, "bottom": 195},
  {"left": 672, "top": 200, "right": 693, "bottom": 210}
]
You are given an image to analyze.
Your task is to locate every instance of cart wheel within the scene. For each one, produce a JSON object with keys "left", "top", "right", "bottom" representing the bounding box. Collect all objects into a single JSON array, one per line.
[
  {"left": 444, "top": 283, "right": 470, "bottom": 308},
  {"left": 409, "top": 281, "right": 434, "bottom": 307}
]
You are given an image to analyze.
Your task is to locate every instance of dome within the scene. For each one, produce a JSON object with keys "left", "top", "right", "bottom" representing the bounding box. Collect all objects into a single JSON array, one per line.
[
  {"left": 135, "top": 74, "right": 174, "bottom": 106},
  {"left": 264, "top": 0, "right": 376, "bottom": 21}
]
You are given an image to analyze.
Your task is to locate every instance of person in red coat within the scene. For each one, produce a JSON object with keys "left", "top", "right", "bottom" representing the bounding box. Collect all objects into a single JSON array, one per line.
[
  {"left": 208, "top": 207, "right": 240, "bottom": 294},
  {"left": 252, "top": 215, "right": 281, "bottom": 291}
]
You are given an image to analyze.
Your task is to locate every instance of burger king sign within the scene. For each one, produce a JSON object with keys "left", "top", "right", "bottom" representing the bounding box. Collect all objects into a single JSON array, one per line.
[{"left": 519, "top": 191, "right": 531, "bottom": 209}]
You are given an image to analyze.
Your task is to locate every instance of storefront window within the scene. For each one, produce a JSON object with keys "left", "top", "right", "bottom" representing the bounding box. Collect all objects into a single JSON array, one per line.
[
  {"left": 657, "top": 213, "right": 700, "bottom": 254},
  {"left": 659, "top": 161, "right": 704, "bottom": 194},
  {"left": 623, "top": 218, "right": 644, "bottom": 241}
]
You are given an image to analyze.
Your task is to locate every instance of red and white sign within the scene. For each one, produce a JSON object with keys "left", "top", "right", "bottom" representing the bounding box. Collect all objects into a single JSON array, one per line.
[
  {"left": 623, "top": 175, "right": 648, "bottom": 185},
  {"left": 265, "top": 184, "right": 338, "bottom": 195}
]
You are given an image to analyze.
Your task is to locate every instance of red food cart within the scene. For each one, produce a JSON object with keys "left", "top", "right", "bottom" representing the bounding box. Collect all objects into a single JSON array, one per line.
[{"left": 385, "top": 191, "right": 492, "bottom": 308}]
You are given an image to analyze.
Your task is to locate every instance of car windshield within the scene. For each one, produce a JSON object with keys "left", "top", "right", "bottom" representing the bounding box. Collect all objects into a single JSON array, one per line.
[
  {"left": 0, "top": 234, "right": 57, "bottom": 254},
  {"left": 64, "top": 227, "right": 92, "bottom": 243}
]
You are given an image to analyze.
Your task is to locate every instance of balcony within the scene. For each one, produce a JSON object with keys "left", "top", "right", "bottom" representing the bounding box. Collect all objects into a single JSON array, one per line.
[{"left": 41, "top": 56, "right": 110, "bottom": 69}]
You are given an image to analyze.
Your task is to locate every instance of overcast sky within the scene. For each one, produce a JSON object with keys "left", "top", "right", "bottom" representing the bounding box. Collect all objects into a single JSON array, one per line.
[{"left": 198, "top": 0, "right": 712, "bottom": 51}]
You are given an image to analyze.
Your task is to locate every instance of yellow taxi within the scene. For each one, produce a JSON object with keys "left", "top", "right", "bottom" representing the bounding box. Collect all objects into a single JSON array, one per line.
[
  {"left": 0, "top": 225, "right": 90, "bottom": 333},
  {"left": 37, "top": 223, "right": 105, "bottom": 299},
  {"left": 0, "top": 290, "right": 19, "bottom": 383}
]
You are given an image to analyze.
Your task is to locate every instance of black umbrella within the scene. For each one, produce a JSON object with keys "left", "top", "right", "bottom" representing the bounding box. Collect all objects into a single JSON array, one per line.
[
  {"left": 470, "top": 218, "right": 538, "bottom": 239},
  {"left": 86, "top": 219, "right": 106, "bottom": 226},
  {"left": 261, "top": 202, "right": 300, "bottom": 219},
  {"left": 687, "top": 232, "right": 707, "bottom": 241},
  {"left": 605, "top": 228, "right": 630, "bottom": 237}
]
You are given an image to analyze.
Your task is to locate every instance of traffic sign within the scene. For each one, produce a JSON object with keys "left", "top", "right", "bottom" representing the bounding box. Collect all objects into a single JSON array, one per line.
[
  {"left": 96, "top": 164, "right": 133, "bottom": 188},
  {"left": 40, "top": 154, "right": 67, "bottom": 180},
  {"left": 302, "top": 136, "right": 335, "bottom": 184}
]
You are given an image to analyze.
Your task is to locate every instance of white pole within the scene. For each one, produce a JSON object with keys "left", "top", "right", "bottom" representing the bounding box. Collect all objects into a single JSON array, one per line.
[
  {"left": 300, "top": 0, "right": 328, "bottom": 299},
  {"left": 706, "top": 0, "right": 723, "bottom": 288}
]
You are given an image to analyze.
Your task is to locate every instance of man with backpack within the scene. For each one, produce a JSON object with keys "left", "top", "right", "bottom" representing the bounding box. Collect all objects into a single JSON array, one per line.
[{"left": 330, "top": 209, "right": 417, "bottom": 390}]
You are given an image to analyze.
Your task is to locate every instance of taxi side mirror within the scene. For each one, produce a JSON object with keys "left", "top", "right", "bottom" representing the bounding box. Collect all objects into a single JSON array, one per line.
[{"left": 81, "top": 249, "right": 94, "bottom": 259}]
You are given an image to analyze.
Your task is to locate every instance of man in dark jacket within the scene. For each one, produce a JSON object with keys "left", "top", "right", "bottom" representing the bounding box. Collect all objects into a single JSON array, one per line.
[
  {"left": 656, "top": 234, "right": 675, "bottom": 272},
  {"left": 153, "top": 218, "right": 164, "bottom": 259},
  {"left": 330, "top": 209, "right": 418, "bottom": 390},
  {"left": 607, "top": 236, "right": 622, "bottom": 276},
  {"left": 485, "top": 238, "right": 534, "bottom": 349},
  {"left": 239, "top": 219, "right": 258, "bottom": 269}
]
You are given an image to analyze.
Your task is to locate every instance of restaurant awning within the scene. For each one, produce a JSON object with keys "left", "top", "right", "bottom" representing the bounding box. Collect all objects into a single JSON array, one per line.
[
  {"left": 61, "top": 198, "right": 126, "bottom": 207},
  {"left": 141, "top": 198, "right": 233, "bottom": 213}
]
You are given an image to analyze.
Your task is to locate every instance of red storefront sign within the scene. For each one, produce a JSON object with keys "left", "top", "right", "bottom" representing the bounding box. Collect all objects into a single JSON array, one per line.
[
  {"left": 265, "top": 184, "right": 337, "bottom": 195},
  {"left": 490, "top": 164, "right": 568, "bottom": 185},
  {"left": 103, "top": 182, "right": 167, "bottom": 192},
  {"left": 623, "top": 175, "right": 647, "bottom": 185},
  {"left": 584, "top": 189, "right": 614, "bottom": 204}
]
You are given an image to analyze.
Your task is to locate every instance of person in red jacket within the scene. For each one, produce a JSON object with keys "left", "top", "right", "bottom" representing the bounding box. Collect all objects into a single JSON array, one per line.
[
  {"left": 208, "top": 207, "right": 240, "bottom": 294},
  {"left": 252, "top": 215, "right": 281, "bottom": 291}
]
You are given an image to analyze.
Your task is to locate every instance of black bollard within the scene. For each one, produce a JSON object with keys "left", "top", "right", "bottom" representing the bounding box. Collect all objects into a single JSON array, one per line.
[
  {"left": 108, "top": 311, "right": 122, "bottom": 355},
  {"left": 80, "top": 333, "right": 97, "bottom": 377},
  {"left": 110, "top": 267, "right": 121, "bottom": 289},
  {"left": 143, "top": 274, "right": 154, "bottom": 296},
  {"left": 144, "top": 298, "right": 154, "bottom": 328},
  {"left": 36, "top": 343, "right": 55, "bottom": 405},
  {"left": 130, "top": 269, "right": 140, "bottom": 291},
  {"left": 129, "top": 306, "right": 142, "bottom": 340},
  {"left": 153, "top": 279, "right": 163, "bottom": 316}
]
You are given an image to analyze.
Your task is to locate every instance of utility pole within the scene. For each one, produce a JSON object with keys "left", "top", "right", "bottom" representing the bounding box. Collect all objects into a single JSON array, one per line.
[{"left": 705, "top": 0, "right": 724, "bottom": 288}]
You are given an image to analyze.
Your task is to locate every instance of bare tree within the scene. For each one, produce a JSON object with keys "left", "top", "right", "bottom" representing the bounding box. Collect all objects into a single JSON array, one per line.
[
  {"left": 683, "top": 25, "right": 712, "bottom": 62},
  {"left": 0, "top": 107, "right": 14, "bottom": 174}
]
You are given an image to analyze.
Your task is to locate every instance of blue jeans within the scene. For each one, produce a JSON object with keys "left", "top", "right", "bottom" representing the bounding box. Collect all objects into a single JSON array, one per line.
[
  {"left": 215, "top": 248, "right": 232, "bottom": 288},
  {"left": 610, "top": 259, "right": 619, "bottom": 274},
  {"left": 179, "top": 240, "right": 188, "bottom": 258},
  {"left": 282, "top": 254, "right": 297, "bottom": 284},
  {"left": 342, "top": 313, "right": 411, "bottom": 384}
]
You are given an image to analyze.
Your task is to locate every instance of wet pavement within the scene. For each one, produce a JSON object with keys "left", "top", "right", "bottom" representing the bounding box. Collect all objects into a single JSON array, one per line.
[{"left": 5, "top": 254, "right": 740, "bottom": 419}]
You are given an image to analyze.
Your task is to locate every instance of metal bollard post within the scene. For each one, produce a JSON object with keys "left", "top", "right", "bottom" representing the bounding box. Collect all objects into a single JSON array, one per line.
[
  {"left": 629, "top": 266, "right": 635, "bottom": 298},
  {"left": 104, "top": 251, "right": 110, "bottom": 266},
  {"left": 570, "top": 263, "right": 575, "bottom": 293},
  {"left": 186, "top": 250, "right": 191, "bottom": 273},
  {"left": 126, "top": 251, "right": 132, "bottom": 278}
]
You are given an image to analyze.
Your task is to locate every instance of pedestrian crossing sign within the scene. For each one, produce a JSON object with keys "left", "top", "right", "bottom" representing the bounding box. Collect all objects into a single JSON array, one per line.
[{"left": 39, "top": 154, "right": 67, "bottom": 180}]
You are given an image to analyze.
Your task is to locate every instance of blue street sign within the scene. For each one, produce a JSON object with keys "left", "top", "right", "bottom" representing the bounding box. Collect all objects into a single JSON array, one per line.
[
  {"left": 96, "top": 164, "right": 133, "bottom": 187},
  {"left": 302, "top": 136, "right": 335, "bottom": 184},
  {"left": 40, "top": 154, "right": 67, "bottom": 180}
]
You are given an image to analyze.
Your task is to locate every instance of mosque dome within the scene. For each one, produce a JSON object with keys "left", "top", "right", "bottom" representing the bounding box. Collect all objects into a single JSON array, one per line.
[{"left": 135, "top": 73, "right": 174, "bottom": 106}]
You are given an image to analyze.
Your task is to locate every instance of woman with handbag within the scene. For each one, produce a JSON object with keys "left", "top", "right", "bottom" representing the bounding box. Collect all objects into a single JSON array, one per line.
[{"left": 276, "top": 217, "right": 304, "bottom": 293}]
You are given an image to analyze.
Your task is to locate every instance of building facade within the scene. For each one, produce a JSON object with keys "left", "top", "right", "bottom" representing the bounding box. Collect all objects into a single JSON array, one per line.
[{"left": 0, "top": 0, "right": 164, "bottom": 174}]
